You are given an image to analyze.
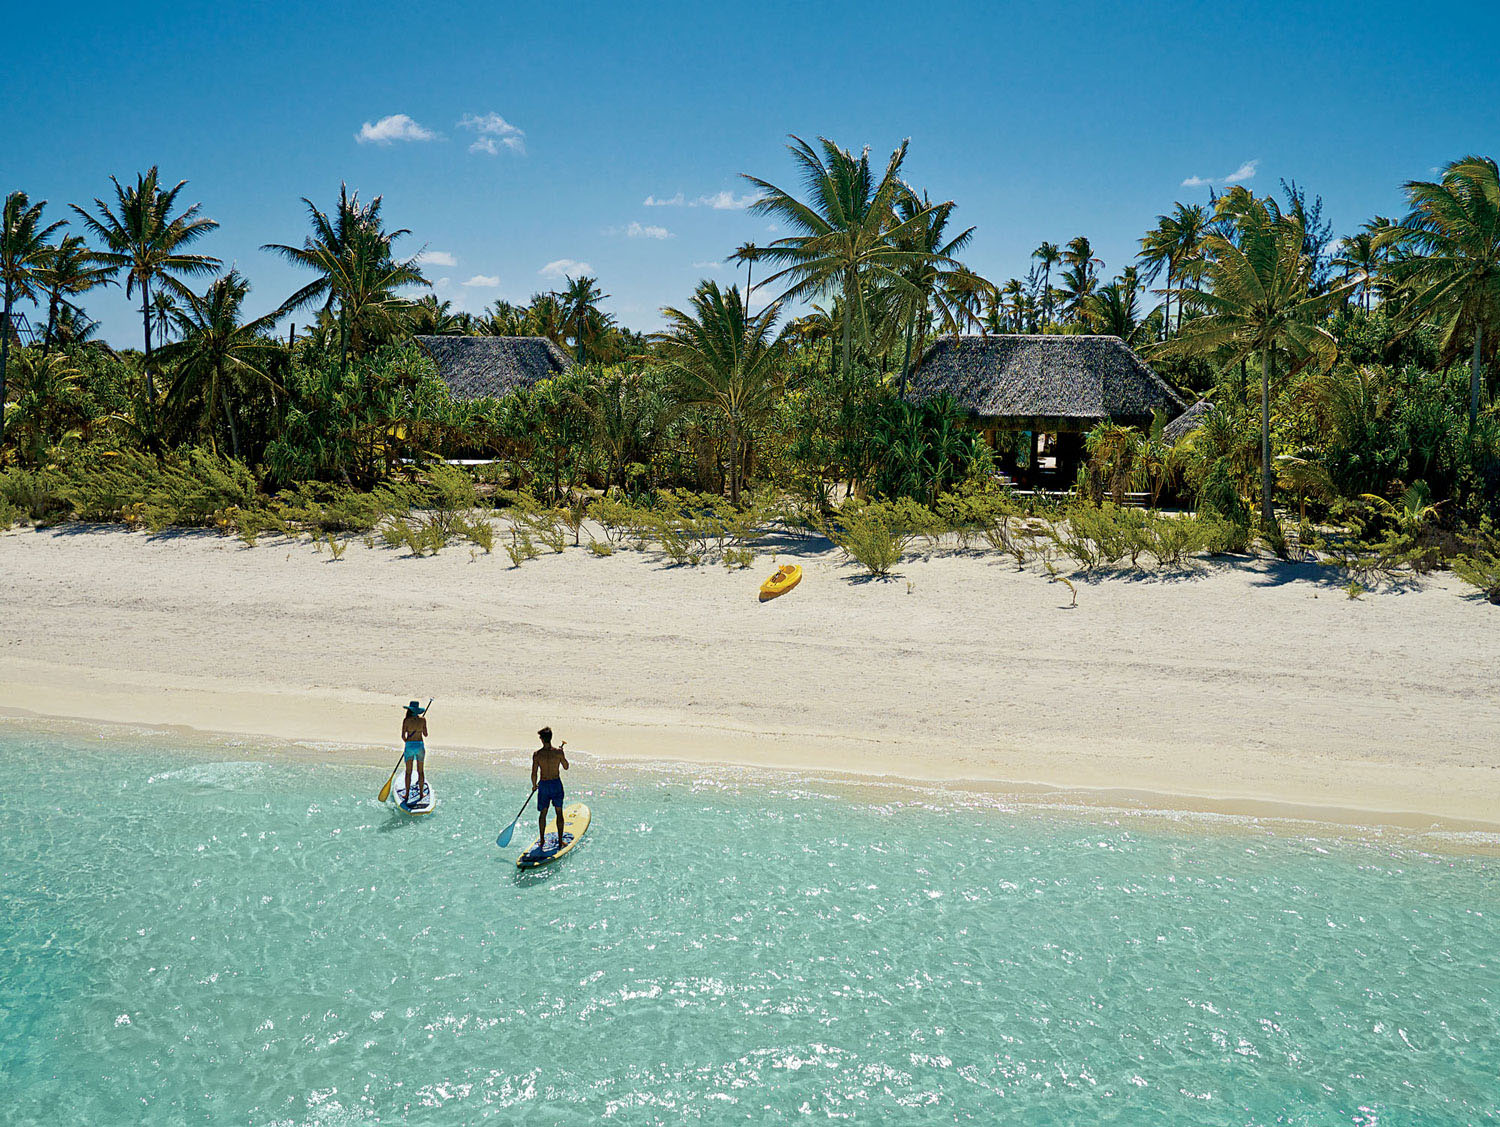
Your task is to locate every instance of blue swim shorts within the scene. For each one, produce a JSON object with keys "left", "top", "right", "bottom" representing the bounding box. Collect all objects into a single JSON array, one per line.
[
  {"left": 403, "top": 740, "right": 426, "bottom": 763},
  {"left": 537, "top": 778, "right": 565, "bottom": 811}
]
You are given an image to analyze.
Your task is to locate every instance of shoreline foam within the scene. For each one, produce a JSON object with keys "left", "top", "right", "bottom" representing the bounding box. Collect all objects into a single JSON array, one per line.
[{"left": 5, "top": 525, "right": 1499, "bottom": 841}]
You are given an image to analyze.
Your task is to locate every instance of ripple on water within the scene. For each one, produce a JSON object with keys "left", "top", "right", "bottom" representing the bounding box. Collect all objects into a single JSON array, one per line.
[{"left": 0, "top": 735, "right": 1497, "bottom": 1126}]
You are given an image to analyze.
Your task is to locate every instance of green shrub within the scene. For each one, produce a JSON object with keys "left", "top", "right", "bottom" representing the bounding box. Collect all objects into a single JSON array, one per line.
[
  {"left": 505, "top": 526, "right": 540, "bottom": 567},
  {"left": 1054, "top": 503, "right": 1137, "bottom": 573},
  {"left": 1141, "top": 512, "right": 1211, "bottom": 567},
  {"left": 589, "top": 495, "right": 647, "bottom": 547},
  {"left": 0, "top": 467, "right": 68, "bottom": 522},
  {"left": 826, "top": 499, "right": 931, "bottom": 576},
  {"left": 461, "top": 516, "right": 494, "bottom": 553},
  {"left": 588, "top": 539, "right": 614, "bottom": 557},
  {"left": 722, "top": 545, "right": 756, "bottom": 570},
  {"left": 1453, "top": 519, "right": 1500, "bottom": 603}
]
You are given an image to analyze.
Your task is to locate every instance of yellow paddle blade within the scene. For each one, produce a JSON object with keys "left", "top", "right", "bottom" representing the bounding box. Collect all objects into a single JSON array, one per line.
[{"left": 377, "top": 775, "right": 394, "bottom": 803}]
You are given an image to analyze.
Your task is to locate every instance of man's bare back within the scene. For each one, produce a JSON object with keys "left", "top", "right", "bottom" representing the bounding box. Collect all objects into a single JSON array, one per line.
[{"left": 532, "top": 744, "right": 568, "bottom": 781}]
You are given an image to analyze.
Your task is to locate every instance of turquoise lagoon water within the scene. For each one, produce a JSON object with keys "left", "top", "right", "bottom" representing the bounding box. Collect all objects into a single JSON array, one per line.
[{"left": 1, "top": 733, "right": 1496, "bottom": 1126}]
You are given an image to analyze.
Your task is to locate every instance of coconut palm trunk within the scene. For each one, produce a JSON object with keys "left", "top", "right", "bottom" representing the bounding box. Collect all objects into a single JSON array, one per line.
[
  {"left": 898, "top": 314, "right": 917, "bottom": 398},
  {"left": 1471, "top": 324, "right": 1483, "bottom": 427},
  {"left": 140, "top": 275, "right": 156, "bottom": 399},
  {"left": 1162, "top": 262, "right": 1172, "bottom": 341},
  {"left": 1, "top": 281, "right": 12, "bottom": 438},
  {"left": 1260, "top": 346, "right": 1275, "bottom": 530}
]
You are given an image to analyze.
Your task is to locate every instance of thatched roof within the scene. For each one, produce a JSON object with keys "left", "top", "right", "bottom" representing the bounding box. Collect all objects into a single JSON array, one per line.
[
  {"left": 1163, "top": 399, "right": 1214, "bottom": 444},
  {"left": 909, "top": 334, "right": 1185, "bottom": 425},
  {"left": 415, "top": 335, "right": 573, "bottom": 399}
]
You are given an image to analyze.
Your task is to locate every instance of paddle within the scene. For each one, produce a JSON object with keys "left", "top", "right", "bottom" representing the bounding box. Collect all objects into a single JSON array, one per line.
[
  {"left": 495, "top": 787, "right": 539, "bottom": 848},
  {"left": 377, "top": 698, "right": 433, "bottom": 804}
]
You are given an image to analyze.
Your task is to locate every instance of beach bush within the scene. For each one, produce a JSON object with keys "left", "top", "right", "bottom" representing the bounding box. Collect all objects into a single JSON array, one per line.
[
  {"left": 460, "top": 516, "right": 494, "bottom": 553},
  {"left": 589, "top": 494, "right": 650, "bottom": 548},
  {"left": 272, "top": 480, "right": 417, "bottom": 535},
  {"left": 1140, "top": 512, "right": 1213, "bottom": 567},
  {"left": 1054, "top": 502, "right": 1141, "bottom": 572},
  {"left": 633, "top": 489, "right": 772, "bottom": 567},
  {"left": 0, "top": 467, "right": 70, "bottom": 522},
  {"left": 505, "top": 525, "right": 541, "bottom": 567},
  {"left": 826, "top": 498, "right": 931, "bottom": 576},
  {"left": 1453, "top": 519, "right": 1500, "bottom": 603},
  {"left": 506, "top": 493, "right": 566, "bottom": 553},
  {"left": 61, "top": 448, "right": 262, "bottom": 530}
]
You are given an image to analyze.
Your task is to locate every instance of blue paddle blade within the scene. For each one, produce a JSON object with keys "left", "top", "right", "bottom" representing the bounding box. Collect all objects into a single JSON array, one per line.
[{"left": 496, "top": 822, "right": 515, "bottom": 848}]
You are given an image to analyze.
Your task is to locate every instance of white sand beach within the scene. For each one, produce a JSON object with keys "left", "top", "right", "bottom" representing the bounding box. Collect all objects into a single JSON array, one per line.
[{"left": 3, "top": 525, "right": 1498, "bottom": 829}]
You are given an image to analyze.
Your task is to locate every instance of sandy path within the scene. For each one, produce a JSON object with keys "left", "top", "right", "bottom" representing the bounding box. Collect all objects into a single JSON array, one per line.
[{"left": 2, "top": 524, "right": 1498, "bottom": 828}]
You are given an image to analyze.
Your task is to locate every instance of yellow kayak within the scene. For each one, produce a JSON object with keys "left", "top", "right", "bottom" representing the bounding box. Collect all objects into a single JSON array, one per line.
[
  {"left": 517, "top": 803, "right": 590, "bottom": 868},
  {"left": 759, "top": 564, "right": 802, "bottom": 601}
]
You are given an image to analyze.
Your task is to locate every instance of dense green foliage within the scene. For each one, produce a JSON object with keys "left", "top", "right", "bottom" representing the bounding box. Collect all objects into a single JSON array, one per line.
[{"left": 4, "top": 145, "right": 1500, "bottom": 602}]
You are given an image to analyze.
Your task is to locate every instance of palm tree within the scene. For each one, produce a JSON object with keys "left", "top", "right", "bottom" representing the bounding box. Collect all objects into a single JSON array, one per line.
[
  {"left": 156, "top": 270, "right": 281, "bottom": 458},
  {"left": 36, "top": 234, "right": 113, "bottom": 354},
  {"left": 484, "top": 299, "right": 527, "bottom": 336},
  {"left": 409, "top": 294, "right": 464, "bottom": 335},
  {"left": 1381, "top": 156, "right": 1500, "bottom": 425},
  {"left": 150, "top": 288, "right": 180, "bottom": 349},
  {"left": 557, "top": 275, "right": 608, "bottom": 363},
  {"left": 1333, "top": 232, "right": 1380, "bottom": 312},
  {"left": 72, "top": 168, "right": 220, "bottom": 400},
  {"left": 1139, "top": 203, "right": 1210, "bottom": 338},
  {"left": 999, "top": 279, "right": 1025, "bottom": 332},
  {"left": 1083, "top": 271, "right": 1153, "bottom": 347},
  {"left": 523, "top": 292, "right": 568, "bottom": 346},
  {"left": 730, "top": 242, "right": 761, "bottom": 308},
  {"left": 1165, "top": 199, "right": 1354, "bottom": 529},
  {"left": 653, "top": 280, "right": 783, "bottom": 503},
  {"left": 889, "top": 189, "right": 993, "bottom": 393},
  {"left": 1031, "top": 243, "right": 1060, "bottom": 326},
  {"left": 2, "top": 191, "right": 65, "bottom": 435},
  {"left": 263, "top": 185, "right": 426, "bottom": 376},
  {"left": 745, "top": 135, "right": 953, "bottom": 378},
  {"left": 4, "top": 349, "right": 98, "bottom": 464}
]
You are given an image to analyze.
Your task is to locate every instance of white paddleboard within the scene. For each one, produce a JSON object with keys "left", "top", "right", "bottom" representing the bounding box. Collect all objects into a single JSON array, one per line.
[{"left": 393, "top": 779, "right": 436, "bottom": 815}]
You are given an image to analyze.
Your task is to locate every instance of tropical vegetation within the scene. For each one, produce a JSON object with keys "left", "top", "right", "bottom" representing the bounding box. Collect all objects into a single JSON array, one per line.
[{"left": 3, "top": 142, "right": 1499, "bottom": 602}]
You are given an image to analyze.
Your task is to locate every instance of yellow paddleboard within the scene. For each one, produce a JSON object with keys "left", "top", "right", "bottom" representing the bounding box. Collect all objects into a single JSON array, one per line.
[
  {"left": 517, "top": 802, "right": 591, "bottom": 868},
  {"left": 759, "top": 564, "right": 802, "bottom": 601}
]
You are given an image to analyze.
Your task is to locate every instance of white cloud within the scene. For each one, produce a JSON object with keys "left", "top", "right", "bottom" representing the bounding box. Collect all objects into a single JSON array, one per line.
[
  {"left": 540, "top": 258, "right": 592, "bottom": 279},
  {"left": 458, "top": 112, "right": 525, "bottom": 155},
  {"left": 1181, "top": 159, "right": 1260, "bottom": 188},
  {"left": 643, "top": 190, "right": 761, "bottom": 209},
  {"left": 461, "top": 274, "right": 499, "bottom": 288},
  {"left": 356, "top": 114, "right": 437, "bottom": 145},
  {"left": 415, "top": 250, "right": 457, "bottom": 267},
  {"left": 690, "top": 260, "right": 724, "bottom": 269},
  {"left": 695, "top": 190, "right": 760, "bottom": 210},
  {"left": 627, "top": 221, "right": 672, "bottom": 240}
]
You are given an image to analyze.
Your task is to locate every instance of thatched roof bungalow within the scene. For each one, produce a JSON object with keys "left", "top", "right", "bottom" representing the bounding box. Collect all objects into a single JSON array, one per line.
[
  {"left": 908, "top": 334, "right": 1185, "bottom": 485},
  {"left": 1163, "top": 399, "right": 1214, "bottom": 444},
  {"left": 415, "top": 335, "right": 572, "bottom": 400}
]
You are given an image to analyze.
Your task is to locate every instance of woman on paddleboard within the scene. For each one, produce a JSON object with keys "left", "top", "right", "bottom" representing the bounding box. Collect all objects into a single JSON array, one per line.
[
  {"left": 401, "top": 701, "right": 429, "bottom": 807},
  {"left": 531, "top": 727, "right": 569, "bottom": 852}
]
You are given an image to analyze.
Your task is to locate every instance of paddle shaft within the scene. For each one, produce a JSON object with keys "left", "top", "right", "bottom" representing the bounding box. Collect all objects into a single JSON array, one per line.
[
  {"left": 378, "top": 698, "right": 433, "bottom": 802},
  {"left": 496, "top": 787, "right": 538, "bottom": 846}
]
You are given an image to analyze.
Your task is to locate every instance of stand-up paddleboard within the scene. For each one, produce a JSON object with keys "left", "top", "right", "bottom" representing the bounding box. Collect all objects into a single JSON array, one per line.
[
  {"left": 393, "top": 779, "right": 436, "bottom": 815},
  {"left": 517, "top": 803, "right": 590, "bottom": 868}
]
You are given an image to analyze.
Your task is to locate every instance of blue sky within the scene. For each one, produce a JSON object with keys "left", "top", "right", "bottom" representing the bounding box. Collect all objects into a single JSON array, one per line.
[{"left": 6, "top": 0, "right": 1498, "bottom": 346}]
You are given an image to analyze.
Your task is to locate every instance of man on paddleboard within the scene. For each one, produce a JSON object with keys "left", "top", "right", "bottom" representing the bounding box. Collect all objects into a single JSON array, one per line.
[
  {"left": 401, "top": 701, "right": 429, "bottom": 807},
  {"left": 531, "top": 727, "right": 569, "bottom": 851}
]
